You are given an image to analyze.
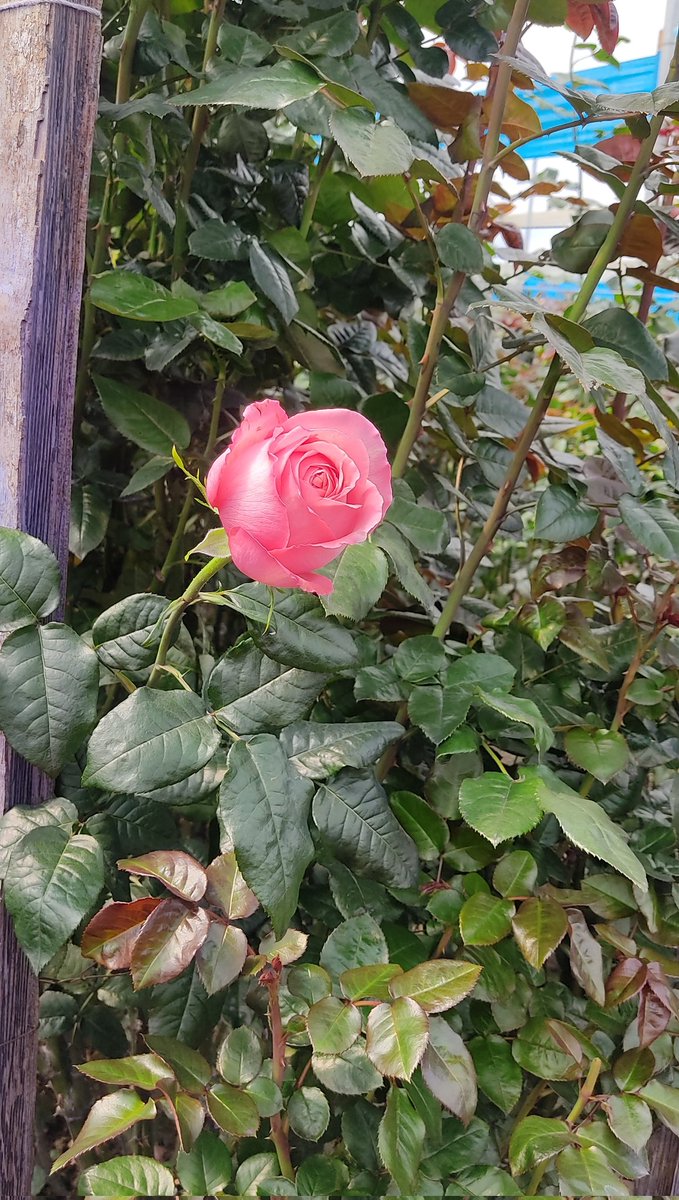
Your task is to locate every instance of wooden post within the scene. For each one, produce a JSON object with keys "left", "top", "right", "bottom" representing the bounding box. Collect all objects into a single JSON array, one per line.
[{"left": 0, "top": 1, "right": 101, "bottom": 1192}]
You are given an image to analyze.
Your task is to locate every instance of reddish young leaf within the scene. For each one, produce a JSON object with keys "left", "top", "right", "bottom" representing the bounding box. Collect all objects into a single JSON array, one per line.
[
  {"left": 638, "top": 984, "right": 672, "bottom": 1047},
  {"left": 566, "top": 0, "right": 595, "bottom": 39},
  {"left": 204, "top": 851, "right": 258, "bottom": 919},
  {"left": 118, "top": 850, "right": 208, "bottom": 903},
  {"left": 592, "top": 1, "right": 619, "bottom": 53},
  {"left": 605, "top": 957, "right": 647, "bottom": 1007},
  {"left": 130, "top": 897, "right": 210, "bottom": 989},
  {"left": 595, "top": 135, "right": 643, "bottom": 164},
  {"left": 81, "top": 897, "right": 162, "bottom": 969}
]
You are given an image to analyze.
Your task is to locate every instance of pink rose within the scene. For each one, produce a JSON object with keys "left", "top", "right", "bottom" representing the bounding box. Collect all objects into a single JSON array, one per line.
[{"left": 206, "top": 399, "right": 392, "bottom": 595}]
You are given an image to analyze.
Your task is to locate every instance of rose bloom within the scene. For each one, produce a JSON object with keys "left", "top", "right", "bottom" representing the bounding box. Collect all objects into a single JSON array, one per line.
[{"left": 206, "top": 399, "right": 392, "bottom": 595}]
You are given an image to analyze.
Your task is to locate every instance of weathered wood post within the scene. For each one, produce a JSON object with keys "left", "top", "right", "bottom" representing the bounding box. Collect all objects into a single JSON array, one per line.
[{"left": 0, "top": 1, "right": 102, "bottom": 1191}]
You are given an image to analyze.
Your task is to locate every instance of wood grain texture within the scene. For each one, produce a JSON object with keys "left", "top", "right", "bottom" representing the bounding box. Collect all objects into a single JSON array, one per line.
[
  {"left": 635, "top": 1123, "right": 679, "bottom": 1195},
  {"left": 0, "top": 1, "right": 101, "bottom": 1192}
]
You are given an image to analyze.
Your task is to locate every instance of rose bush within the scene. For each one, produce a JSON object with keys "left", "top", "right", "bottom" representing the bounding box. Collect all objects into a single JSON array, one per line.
[{"left": 206, "top": 400, "right": 392, "bottom": 593}]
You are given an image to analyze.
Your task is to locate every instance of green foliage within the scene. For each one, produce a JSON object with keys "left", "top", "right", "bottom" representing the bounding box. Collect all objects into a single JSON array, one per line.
[{"left": 3, "top": 0, "right": 679, "bottom": 1192}]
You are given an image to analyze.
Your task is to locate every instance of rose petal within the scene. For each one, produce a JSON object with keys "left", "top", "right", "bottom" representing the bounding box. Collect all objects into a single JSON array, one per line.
[
  {"left": 229, "top": 527, "right": 334, "bottom": 595},
  {"left": 208, "top": 438, "right": 290, "bottom": 550},
  {"left": 287, "top": 408, "right": 392, "bottom": 515}
]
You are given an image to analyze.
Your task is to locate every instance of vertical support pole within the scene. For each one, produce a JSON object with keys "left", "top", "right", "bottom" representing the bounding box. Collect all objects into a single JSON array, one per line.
[{"left": 0, "top": 1, "right": 102, "bottom": 1192}]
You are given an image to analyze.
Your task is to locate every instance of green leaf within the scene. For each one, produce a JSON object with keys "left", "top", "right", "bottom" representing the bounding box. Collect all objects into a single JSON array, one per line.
[
  {"left": 619, "top": 494, "right": 679, "bottom": 561},
  {"left": 78, "top": 1054, "right": 173, "bottom": 1092},
  {"left": 84, "top": 688, "right": 219, "bottom": 794},
  {"left": 606, "top": 1095, "right": 652, "bottom": 1153},
  {"left": 69, "top": 484, "right": 110, "bottom": 561},
  {"left": 378, "top": 1086, "right": 426, "bottom": 1192},
  {"left": 90, "top": 272, "right": 198, "bottom": 322},
  {"left": 313, "top": 1042, "right": 383, "bottom": 1094},
  {"left": 320, "top": 914, "right": 388, "bottom": 977},
  {"left": 390, "top": 790, "right": 448, "bottom": 860},
  {"left": 528, "top": 765, "right": 647, "bottom": 891},
  {"left": 170, "top": 60, "right": 322, "bottom": 109},
  {"left": 517, "top": 597, "right": 566, "bottom": 649},
  {"left": 51, "top": 1091, "right": 157, "bottom": 1173},
  {"left": 460, "top": 894, "right": 514, "bottom": 946},
  {"left": 93, "top": 594, "right": 171, "bottom": 677},
  {"left": 638, "top": 1080, "right": 679, "bottom": 1136},
  {"left": 321, "top": 542, "right": 388, "bottom": 621},
  {"left": 245, "top": 1076, "right": 283, "bottom": 1119},
  {"left": 207, "top": 1083, "right": 260, "bottom": 1137},
  {"left": 535, "top": 485, "right": 597, "bottom": 542},
  {"left": 340, "top": 963, "right": 403, "bottom": 1001},
  {"left": 234, "top": 1152, "right": 279, "bottom": 1196},
  {"left": 287, "top": 1086, "right": 330, "bottom": 1142},
  {"left": 584, "top": 306, "right": 668, "bottom": 381},
  {"left": 556, "top": 1145, "right": 630, "bottom": 1196},
  {"left": 435, "top": 224, "right": 484, "bottom": 273},
  {"left": 145, "top": 1036, "right": 211, "bottom": 1095},
  {"left": 282, "top": 10, "right": 359, "bottom": 56},
  {"left": 389, "top": 961, "right": 481, "bottom": 1013},
  {"left": 474, "top": 689, "right": 554, "bottom": 756},
  {"left": 387, "top": 493, "right": 448, "bottom": 554},
  {"left": 177, "top": 1130, "right": 233, "bottom": 1196},
  {"left": 217, "top": 734, "right": 314, "bottom": 937},
  {"left": 312, "top": 769, "right": 419, "bottom": 888},
  {"left": 200, "top": 280, "right": 257, "bottom": 318},
  {"left": 410, "top": 653, "right": 515, "bottom": 744},
  {"left": 469, "top": 1034, "right": 522, "bottom": 1118},
  {"left": 307, "top": 995, "right": 362, "bottom": 1055},
  {"left": 196, "top": 921, "right": 248, "bottom": 995},
  {"left": 366, "top": 997, "right": 429, "bottom": 1080},
  {"left": 217, "top": 1027, "right": 262, "bottom": 1086},
  {"left": 0, "top": 527, "right": 60, "bottom": 631},
  {"left": 613, "top": 1048, "right": 655, "bottom": 1093},
  {"left": 94, "top": 376, "right": 190, "bottom": 455},
  {"left": 295, "top": 1155, "right": 347, "bottom": 1197},
  {"left": 509, "top": 1115, "right": 572, "bottom": 1174},
  {"left": 394, "top": 635, "right": 447, "bottom": 683},
  {"left": 282, "top": 720, "right": 402, "bottom": 779},
  {"left": 249, "top": 241, "right": 298, "bottom": 324},
  {"left": 512, "top": 897, "right": 568, "bottom": 969},
  {"left": 0, "top": 623, "right": 98, "bottom": 775},
  {"left": 372, "top": 522, "right": 438, "bottom": 615},
  {"left": 565, "top": 727, "right": 629, "bottom": 783},
  {"left": 207, "top": 639, "right": 326, "bottom": 735},
  {"left": 130, "top": 897, "right": 210, "bottom": 989},
  {"left": 567, "top": 908, "right": 605, "bottom": 1006},
  {"left": 205, "top": 851, "right": 258, "bottom": 919},
  {"left": 4, "top": 827, "right": 103, "bottom": 972},
  {"left": 459, "top": 773, "right": 543, "bottom": 847},
  {"left": 78, "top": 1155, "right": 175, "bottom": 1197},
  {"left": 512, "top": 1017, "right": 580, "bottom": 1081},
  {"left": 329, "top": 108, "right": 414, "bottom": 177},
  {"left": 492, "top": 850, "right": 538, "bottom": 898},
  {"left": 189, "top": 219, "right": 249, "bottom": 261},
  {"left": 189, "top": 309, "right": 243, "bottom": 355},
  {"left": 0, "top": 796, "right": 76, "bottom": 882},
  {"left": 222, "top": 584, "right": 359, "bottom": 673},
  {"left": 121, "top": 456, "right": 174, "bottom": 498},
  {"left": 421, "top": 1017, "right": 477, "bottom": 1124}
]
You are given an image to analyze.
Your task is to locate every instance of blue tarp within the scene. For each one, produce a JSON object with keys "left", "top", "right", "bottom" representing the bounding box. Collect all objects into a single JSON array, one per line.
[{"left": 516, "top": 54, "right": 661, "bottom": 158}]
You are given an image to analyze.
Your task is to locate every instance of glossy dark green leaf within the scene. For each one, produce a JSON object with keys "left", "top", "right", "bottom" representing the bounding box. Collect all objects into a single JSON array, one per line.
[
  {"left": 222, "top": 584, "right": 359, "bottom": 673},
  {"left": 492, "top": 850, "right": 538, "bottom": 898},
  {"left": 282, "top": 720, "right": 402, "bottom": 779},
  {"left": 0, "top": 623, "right": 98, "bottom": 775},
  {"left": 313, "top": 769, "right": 418, "bottom": 888},
  {"left": 145, "top": 1036, "right": 211, "bottom": 1095},
  {"left": 321, "top": 542, "right": 388, "bottom": 621},
  {"left": 249, "top": 241, "right": 298, "bottom": 324},
  {"left": 92, "top": 594, "right": 171, "bottom": 675},
  {"left": 206, "top": 639, "right": 327, "bottom": 735},
  {"left": 421, "top": 1017, "right": 477, "bottom": 1124},
  {"left": 535, "top": 485, "right": 597, "bottom": 542},
  {"left": 217, "top": 1026, "right": 262, "bottom": 1086},
  {"left": 390, "top": 790, "right": 448, "bottom": 859},
  {"left": 312, "top": 1042, "right": 383, "bottom": 1094},
  {"left": 387, "top": 492, "right": 448, "bottom": 554},
  {"left": 378, "top": 1086, "right": 426, "bottom": 1192},
  {"left": 90, "top": 272, "right": 198, "bottom": 322},
  {"left": 207, "top": 1083, "right": 260, "bottom": 1137},
  {"left": 460, "top": 894, "right": 514, "bottom": 946},
  {"left": 584, "top": 307, "right": 668, "bottom": 381},
  {"left": 470, "top": 1035, "right": 522, "bottom": 1114},
  {"left": 330, "top": 107, "right": 414, "bottom": 177},
  {"left": 169, "top": 60, "right": 322, "bottom": 110},
  {"left": 619, "top": 494, "right": 679, "bottom": 561},
  {"left": 320, "top": 914, "right": 388, "bottom": 977},
  {"left": 4, "top": 827, "right": 103, "bottom": 972},
  {"left": 217, "top": 734, "right": 314, "bottom": 937},
  {"left": 565, "top": 727, "right": 629, "bottom": 783},
  {"left": 435, "top": 224, "right": 484, "bottom": 273},
  {"left": 638, "top": 1080, "right": 679, "bottom": 1136},
  {"left": 556, "top": 1145, "right": 630, "bottom": 1196},
  {"left": 0, "top": 796, "right": 76, "bottom": 882},
  {"left": 176, "top": 1130, "right": 233, "bottom": 1196},
  {"left": 474, "top": 689, "right": 554, "bottom": 756},
  {"left": 287, "top": 1086, "right": 330, "bottom": 1142},
  {"left": 69, "top": 484, "right": 111, "bottom": 562},
  {"left": 509, "top": 1115, "right": 572, "bottom": 1174},
  {"left": 0, "top": 527, "right": 60, "bottom": 632},
  {"left": 94, "top": 376, "right": 190, "bottom": 455},
  {"left": 84, "top": 688, "right": 220, "bottom": 794}
]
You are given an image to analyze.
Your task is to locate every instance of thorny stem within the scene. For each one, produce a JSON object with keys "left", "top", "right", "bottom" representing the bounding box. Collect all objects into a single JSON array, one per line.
[
  {"left": 299, "top": 141, "right": 337, "bottom": 240},
  {"left": 267, "top": 977, "right": 295, "bottom": 1181},
  {"left": 390, "top": 0, "right": 531, "bottom": 479},
  {"left": 148, "top": 555, "right": 229, "bottom": 686},
  {"left": 611, "top": 627, "right": 658, "bottom": 732},
  {"left": 172, "top": 0, "right": 226, "bottom": 278}
]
